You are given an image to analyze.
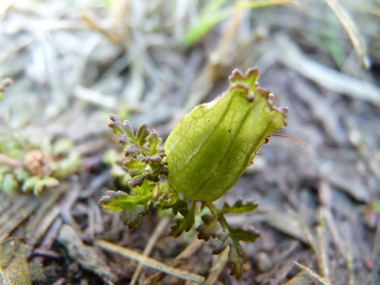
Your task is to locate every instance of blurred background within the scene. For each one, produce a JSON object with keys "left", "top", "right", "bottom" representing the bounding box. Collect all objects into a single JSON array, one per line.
[{"left": 1, "top": 0, "right": 380, "bottom": 284}]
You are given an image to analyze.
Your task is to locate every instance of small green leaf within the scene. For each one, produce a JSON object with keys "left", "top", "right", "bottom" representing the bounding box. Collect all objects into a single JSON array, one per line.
[
  {"left": 227, "top": 238, "right": 247, "bottom": 279},
  {"left": 99, "top": 179, "right": 155, "bottom": 212},
  {"left": 108, "top": 115, "right": 135, "bottom": 144},
  {"left": 221, "top": 199, "right": 258, "bottom": 214},
  {"left": 3, "top": 174, "right": 19, "bottom": 195},
  {"left": 108, "top": 114, "right": 123, "bottom": 134},
  {"left": 102, "top": 149, "right": 120, "bottom": 165},
  {"left": 122, "top": 120, "right": 134, "bottom": 138},
  {"left": 165, "top": 68, "right": 287, "bottom": 202},
  {"left": 153, "top": 183, "right": 181, "bottom": 209},
  {"left": 168, "top": 199, "right": 187, "bottom": 214},
  {"left": 212, "top": 231, "right": 230, "bottom": 255},
  {"left": 168, "top": 211, "right": 195, "bottom": 238},
  {"left": 129, "top": 174, "right": 146, "bottom": 187},
  {"left": 34, "top": 177, "right": 59, "bottom": 197},
  {"left": 212, "top": 225, "right": 260, "bottom": 279},
  {"left": 118, "top": 133, "right": 128, "bottom": 145},
  {"left": 212, "top": 230, "right": 247, "bottom": 279},
  {"left": 196, "top": 214, "right": 218, "bottom": 241},
  {"left": 147, "top": 130, "right": 162, "bottom": 156},
  {"left": 0, "top": 166, "right": 11, "bottom": 174},
  {"left": 122, "top": 204, "right": 150, "bottom": 230},
  {"left": 52, "top": 138, "right": 75, "bottom": 156},
  {"left": 229, "top": 225, "right": 261, "bottom": 242},
  {"left": 155, "top": 198, "right": 187, "bottom": 214},
  {"left": 141, "top": 153, "right": 166, "bottom": 163},
  {"left": 124, "top": 145, "right": 142, "bottom": 157},
  {"left": 14, "top": 167, "right": 31, "bottom": 182},
  {"left": 168, "top": 204, "right": 195, "bottom": 238},
  {"left": 51, "top": 153, "right": 82, "bottom": 179},
  {"left": 99, "top": 179, "right": 155, "bottom": 230},
  {"left": 43, "top": 177, "right": 59, "bottom": 187},
  {"left": 123, "top": 157, "right": 146, "bottom": 173},
  {"left": 373, "top": 201, "right": 380, "bottom": 213},
  {"left": 99, "top": 190, "right": 135, "bottom": 212},
  {"left": 22, "top": 176, "right": 41, "bottom": 193},
  {"left": 135, "top": 123, "right": 151, "bottom": 147}
]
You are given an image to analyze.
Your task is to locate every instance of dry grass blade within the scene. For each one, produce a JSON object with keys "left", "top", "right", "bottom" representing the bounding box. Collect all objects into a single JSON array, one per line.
[
  {"left": 324, "top": 0, "right": 370, "bottom": 69},
  {"left": 320, "top": 207, "right": 346, "bottom": 259},
  {"left": 276, "top": 34, "right": 380, "bottom": 107},
  {"left": 367, "top": 219, "right": 380, "bottom": 284},
  {"left": 0, "top": 198, "right": 41, "bottom": 243},
  {"left": 204, "top": 249, "right": 229, "bottom": 285},
  {"left": 96, "top": 239, "right": 206, "bottom": 284},
  {"left": 315, "top": 224, "right": 329, "bottom": 280},
  {"left": 293, "top": 261, "right": 333, "bottom": 285},
  {"left": 0, "top": 1, "right": 13, "bottom": 18},
  {"left": 183, "top": 0, "right": 298, "bottom": 46},
  {"left": 143, "top": 238, "right": 204, "bottom": 285},
  {"left": 284, "top": 269, "right": 314, "bottom": 285},
  {"left": 130, "top": 217, "right": 170, "bottom": 285}
]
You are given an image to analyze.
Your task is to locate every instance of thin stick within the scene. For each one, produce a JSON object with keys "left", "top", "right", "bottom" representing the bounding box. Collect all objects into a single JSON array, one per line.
[
  {"left": 272, "top": 134, "right": 307, "bottom": 146},
  {"left": 324, "top": 0, "right": 370, "bottom": 68},
  {"left": 143, "top": 238, "right": 204, "bottom": 285},
  {"left": 204, "top": 249, "right": 229, "bottom": 285},
  {"left": 96, "top": 239, "right": 206, "bottom": 284},
  {"left": 315, "top": 225, "right": 329, "bottom": 280},
  {"left": 130, "top": 217, "right": 170, "bottom": 285},
  {"left": 0, "top": 153, "right": 24, "bottom": 168},
  {"left": 294, "top": 262, "right": 333, "bottom": 285}
]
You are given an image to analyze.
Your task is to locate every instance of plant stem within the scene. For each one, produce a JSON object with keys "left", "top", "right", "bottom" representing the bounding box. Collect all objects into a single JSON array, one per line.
[
  {"left": 205, "top": 202, "right": 230, "bottom": 231},
  {"left": 0, "top": 153, "right": 24, "bottom": 168}
]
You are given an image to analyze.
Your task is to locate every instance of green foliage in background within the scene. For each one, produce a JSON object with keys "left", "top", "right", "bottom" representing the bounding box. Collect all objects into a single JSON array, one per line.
[
  {"left": 183, "top": 0, "right": 297, "bottom": 46},
  {"left": 0, "top": 127, "right": 82, "bottom": 197},
  {"left": 1, "top": 75, "right": 82, "bottom": 196}
]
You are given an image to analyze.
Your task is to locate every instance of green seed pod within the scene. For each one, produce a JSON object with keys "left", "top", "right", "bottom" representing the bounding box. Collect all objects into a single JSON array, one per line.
[{"left": 164, "top": 68, "right": 287, "bottom": 202}]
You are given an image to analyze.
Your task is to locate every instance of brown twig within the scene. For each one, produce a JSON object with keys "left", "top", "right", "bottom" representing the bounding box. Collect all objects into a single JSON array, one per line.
[
  {"left": 96, "top": 239, "right": 206, "bottom": 284},
  {"left": 204, "top": 249, "right": 229, "bottom": 285},
  {"left": 143, "top": 238, "right": 204, "bottom": 285},
  {"left": 130, "top": 217, "right": 170, "bottom": 285},
  {"left": 0, "top": 153, "right": 24, "bottom": 168}
]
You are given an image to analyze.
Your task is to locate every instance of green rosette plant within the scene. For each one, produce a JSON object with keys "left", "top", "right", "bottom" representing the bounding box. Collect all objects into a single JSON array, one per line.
[
  {"left": 1, "top": 76, "right": 82, "bottom": 196},
  {"left": 99, "top": 68, "right": 288, "bottom": 278},
  {"left": 0, "top": 129, "right": 82, "bottom": 197}
]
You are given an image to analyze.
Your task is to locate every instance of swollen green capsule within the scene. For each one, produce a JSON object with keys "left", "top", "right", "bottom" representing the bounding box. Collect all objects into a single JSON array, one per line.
[{"left": 164, "top": 68, "right": 287, "bottom": 202}]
